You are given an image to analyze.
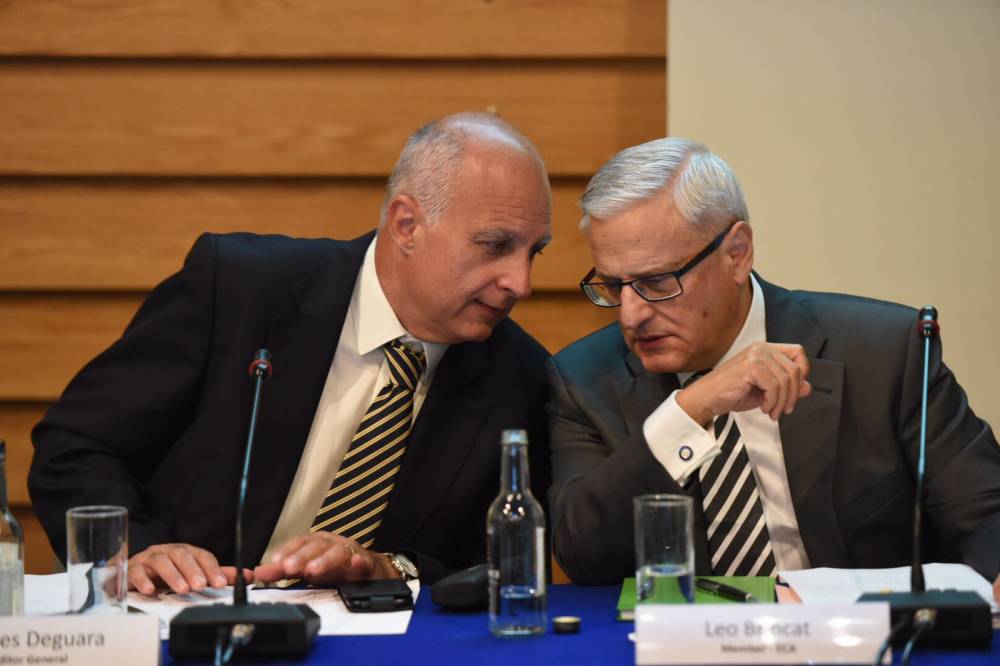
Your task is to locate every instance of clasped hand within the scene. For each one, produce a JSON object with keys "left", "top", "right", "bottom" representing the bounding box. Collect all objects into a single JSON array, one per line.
[
  {"left": 128, "top": 533, "right": 399, "bottom": 595},
  {"left": 676, "top": 342, "right": 812, "bottom": 427}
]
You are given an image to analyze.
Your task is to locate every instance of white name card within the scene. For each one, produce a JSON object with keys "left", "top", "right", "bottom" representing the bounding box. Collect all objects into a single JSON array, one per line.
[
  {"left": 0, "top": 614, "right": 159, "bottom": 666},
  {"left": 635, "top": 602, "right": 891, "bottom": 665}
]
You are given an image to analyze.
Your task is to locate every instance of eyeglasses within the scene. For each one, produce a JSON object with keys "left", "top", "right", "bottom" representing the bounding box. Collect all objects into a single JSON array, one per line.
[{"left": 580, "top": 225, "right": 732, "bottom": 307}]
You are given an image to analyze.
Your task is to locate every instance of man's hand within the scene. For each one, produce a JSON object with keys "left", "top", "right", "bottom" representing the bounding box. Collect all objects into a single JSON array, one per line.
[
  {"left": 253, "top": 533, "right": 399, "bottom": 585},
  {"left": 677, "top": 342, "right": 812, "bottom": 427},
  {"left": 128, "top": 543, "right": 252, "bottom": 595}
]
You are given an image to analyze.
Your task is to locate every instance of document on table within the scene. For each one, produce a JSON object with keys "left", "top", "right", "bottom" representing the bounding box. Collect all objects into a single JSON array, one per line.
[
  {"left": 26, "top": 574, "right": 419, "bottom": 639},
  {"left": 778, "top": 563, "right": 998, "bottom": 613}
]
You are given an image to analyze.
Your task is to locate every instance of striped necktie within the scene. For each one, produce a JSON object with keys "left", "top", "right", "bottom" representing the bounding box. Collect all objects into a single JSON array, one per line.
[
  {"left": 698, "top": 413, "right": 777, "bottom": 576},
  {"left": 309, "top": 339, "right": 426, "bottom": 549}
]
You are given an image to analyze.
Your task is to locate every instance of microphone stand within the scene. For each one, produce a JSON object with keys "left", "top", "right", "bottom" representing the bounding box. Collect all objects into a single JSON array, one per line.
[
  {"left": 169, "top": 350, "right": 320, "bottom": 661},
  {"left": 859, "top": 307, "right": 991, "bottom": 649}
]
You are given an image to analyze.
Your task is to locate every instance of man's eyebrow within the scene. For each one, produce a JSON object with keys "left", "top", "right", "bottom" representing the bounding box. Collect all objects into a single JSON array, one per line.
[{"left": 471, "top": 228, "right": 518, "bottom": 242}]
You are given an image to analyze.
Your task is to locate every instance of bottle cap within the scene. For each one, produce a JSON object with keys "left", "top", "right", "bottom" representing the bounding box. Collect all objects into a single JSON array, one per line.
[
  {"left": 552, "top": 616, "right": 581, "bottom": 634},
  {"left": 500, "top": 429, "right": 528, "bottom": 446}
]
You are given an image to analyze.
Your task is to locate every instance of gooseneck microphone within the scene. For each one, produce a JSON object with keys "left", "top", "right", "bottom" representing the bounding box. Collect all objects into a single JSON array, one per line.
[
  {"left": 860, "top": 306, "right": 991, "bottom": 653},
  {"left": 233, "top": 349, "right": 272, "bottom": 606},
  {"left": 170, "top": 349, "right": 319, "bottom": 662},
  {"left": 910, "top": 306, "right": 938, "bottom": 594}
]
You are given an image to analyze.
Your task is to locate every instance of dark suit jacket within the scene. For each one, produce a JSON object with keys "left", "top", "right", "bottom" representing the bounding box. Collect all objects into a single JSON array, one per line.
[
  {"left": 29, "top": 232, "right": 551, "bottom": 583},
  {"left": 547, "top": 276, "right": 1000, "bottom": 585}
]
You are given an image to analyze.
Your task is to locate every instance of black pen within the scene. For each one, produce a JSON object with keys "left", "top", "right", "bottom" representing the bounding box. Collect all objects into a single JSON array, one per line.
[{"left": 695, "top": 577, "right": 758, "bottom": 603}]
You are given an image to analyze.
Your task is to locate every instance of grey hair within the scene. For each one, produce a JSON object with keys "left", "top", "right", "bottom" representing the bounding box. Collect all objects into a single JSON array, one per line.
[
  {"left": 579, "top": 138, "right": 748, "bottom": 235},
  {"left": 379, "top": 122, "right": 466, "bottom": 227},
  {"left": 379, "top": 113, "right": 545, "bottom": 227}
]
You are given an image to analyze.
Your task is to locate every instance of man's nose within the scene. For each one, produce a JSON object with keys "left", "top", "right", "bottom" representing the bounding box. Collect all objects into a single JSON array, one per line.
[
  {"left": 498, "top": 255, "right": 532, "bottom": 301},
  {"left": 618, "top": 284, "right": 653, "bottom": 330}
]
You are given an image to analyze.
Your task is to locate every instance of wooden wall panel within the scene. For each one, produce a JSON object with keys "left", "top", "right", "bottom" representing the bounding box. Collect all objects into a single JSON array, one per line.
[
  {"left": 0, "top": 61, "right": 666, "bottom": 177},
  {"left": 3, "top": 293, "right": 138, "bottom": 401},
  {"left": 0, "top": 178, "right": 594, "bottom": 291},
  {"left": 1, "top": 292, "right": 616, "bottom": 401},
  {"left": 0, "top": 0, "right": 666, "bottom": 59}
]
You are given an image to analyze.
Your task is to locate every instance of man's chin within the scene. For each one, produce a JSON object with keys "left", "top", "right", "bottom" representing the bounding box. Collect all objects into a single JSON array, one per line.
[
  {"left": 632, "top": 345, "right": 689, "bottom": 375},
  {"left": 451, "top": 318, "right": 501, "bottom": 344}
]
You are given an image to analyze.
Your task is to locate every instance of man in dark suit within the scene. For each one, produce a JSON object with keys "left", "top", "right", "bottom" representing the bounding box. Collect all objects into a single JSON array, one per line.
[
  {"left": 548, "top": 137, "right": 1000, "bottom": 600},
  {"left": 29, "top": 112, "right": 553, "bottom": 592}
]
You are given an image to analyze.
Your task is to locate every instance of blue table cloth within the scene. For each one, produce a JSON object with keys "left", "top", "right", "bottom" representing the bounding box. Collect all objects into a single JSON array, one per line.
[{"left": 161, "top": 583, "right": 999, "bottom": 665}]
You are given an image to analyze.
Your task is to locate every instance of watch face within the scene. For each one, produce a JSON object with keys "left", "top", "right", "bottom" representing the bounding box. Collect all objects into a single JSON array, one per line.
[{"left": 394, "top": 553, "right": 418, "bottom": 579}]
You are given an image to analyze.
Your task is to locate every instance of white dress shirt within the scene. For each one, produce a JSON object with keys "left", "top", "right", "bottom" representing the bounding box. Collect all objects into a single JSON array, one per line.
[
  {"left": 262, "top": 236, "right": 447, "bottom": 561},
  {"left": 642, "top": 274, "right": 811, "bottom": 571}
]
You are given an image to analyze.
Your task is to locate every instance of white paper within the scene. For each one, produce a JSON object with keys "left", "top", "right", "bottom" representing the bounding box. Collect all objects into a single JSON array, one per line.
[
  {"left": 25, "top": 573, "right": 71, "bottom": 616},
  {"left": 778, "top": 563, "right": 998, "bottom": 612},
  {"left": 26, "top": 573, "right": 419, "bottom": 638}
]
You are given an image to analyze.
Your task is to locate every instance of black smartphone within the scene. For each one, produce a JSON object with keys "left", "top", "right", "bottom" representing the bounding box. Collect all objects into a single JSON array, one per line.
[{"left": 338, "top": 579, "right": 414, "bottom": 613}]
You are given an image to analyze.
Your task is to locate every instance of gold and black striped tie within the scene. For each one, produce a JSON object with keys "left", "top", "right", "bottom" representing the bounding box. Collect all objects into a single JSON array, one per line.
[{"left": 309, "top": 339, "right": 425, "bottom": 549}]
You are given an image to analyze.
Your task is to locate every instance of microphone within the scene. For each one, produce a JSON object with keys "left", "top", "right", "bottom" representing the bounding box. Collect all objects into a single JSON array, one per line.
[
  {"left": 234, "top": 349, "right": 272, "bottom": 605},
  {"left": 169, "top": 349, "right": 319, "bottom": 661},
  {"left": 916, "top": 305, "right": 939, "bottom": 340},
  {"left": 860, "top": 306, "right": 991, "bottom": 648},
  {"left": 910, "top": 306, "right": 938, "bottom": 594}
]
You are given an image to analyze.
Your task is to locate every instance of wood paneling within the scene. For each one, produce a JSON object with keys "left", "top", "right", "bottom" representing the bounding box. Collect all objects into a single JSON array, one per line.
[
  {"left": 0, "top": 178, "right": 594, "bottom": 291},
  {"left": 0, "top": 0, "right": 666, "bottom": 60},
  {"left": 0, "top": 60, "right": 666, "bottom": 177},
  {"left": 1, "top": 291, "right": 616, "bottom": 401}
]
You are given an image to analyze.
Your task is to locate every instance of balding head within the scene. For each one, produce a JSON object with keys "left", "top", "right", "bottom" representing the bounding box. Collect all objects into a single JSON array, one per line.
[
  {"left": 379, "top": 112, "right": 546, "bottom": 227},
  {"left": 375, "top": 112, "right": 551, "bottom": 344}
]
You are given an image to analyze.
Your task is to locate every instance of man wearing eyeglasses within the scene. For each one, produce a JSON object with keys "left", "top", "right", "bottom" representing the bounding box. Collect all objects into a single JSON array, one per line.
[{"left": 548, "top": 137, "right": 1000, "bottom": 600}]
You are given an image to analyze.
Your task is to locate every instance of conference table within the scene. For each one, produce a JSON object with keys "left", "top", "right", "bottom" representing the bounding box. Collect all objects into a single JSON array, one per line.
[{"left": 157, "top": 584, "right": 1000, "bottom": 665}]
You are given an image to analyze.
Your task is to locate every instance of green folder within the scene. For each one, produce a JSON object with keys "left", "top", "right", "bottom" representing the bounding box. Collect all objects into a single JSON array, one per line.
[{"left": 617, "top": 576, "right": 776, "bottom": 620}]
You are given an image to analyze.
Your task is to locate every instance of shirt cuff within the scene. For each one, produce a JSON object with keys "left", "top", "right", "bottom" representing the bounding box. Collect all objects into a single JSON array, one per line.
[{"left": 643, "top": 391, "right": 721, "bottom": 484}]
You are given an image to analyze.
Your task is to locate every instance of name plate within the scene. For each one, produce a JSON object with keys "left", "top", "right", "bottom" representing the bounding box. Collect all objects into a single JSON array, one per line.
[
  {"left": 0, "top": 614, "right": 159, "bottom": 666},
  {"left": 635, "top": 602, "right": 890, "bottom": 665}
]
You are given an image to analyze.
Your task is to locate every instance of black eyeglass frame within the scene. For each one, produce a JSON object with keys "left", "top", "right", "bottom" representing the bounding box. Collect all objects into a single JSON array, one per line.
[{"left": 579, "top": 224, "right": 734, "bottom": 307}]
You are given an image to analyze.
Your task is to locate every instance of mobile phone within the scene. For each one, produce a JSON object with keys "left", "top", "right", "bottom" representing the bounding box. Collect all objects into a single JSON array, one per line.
[{"left": 338, "top": 579, "right": 414, "bottom": 613}]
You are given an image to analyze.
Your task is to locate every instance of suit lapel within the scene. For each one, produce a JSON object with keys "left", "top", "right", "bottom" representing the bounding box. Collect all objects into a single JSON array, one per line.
[
  {"left": 762, "top": 278, "right": 850, "bottom": 567},
  {"left": 375, "top": 340, "right": 491, "bottom": 547},
  {"left": 615, "top": 353, "right": 680, "bottom": 438},
  {"left": 243, "top": 233, "right": 374, "bottom": 561}
]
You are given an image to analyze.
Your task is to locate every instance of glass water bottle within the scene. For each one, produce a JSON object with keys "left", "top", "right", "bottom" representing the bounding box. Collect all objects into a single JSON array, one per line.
[
  {"left": 0, "top": 440, "right": 25, "bottom": 616},
  {"left": 487, "top": 429, "right": 546, "bottom": 636}
]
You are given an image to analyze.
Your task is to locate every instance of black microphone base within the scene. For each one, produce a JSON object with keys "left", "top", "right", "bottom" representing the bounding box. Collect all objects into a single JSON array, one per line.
[
  {"left": 858, "top": 590, "right": 992, "bottom": 647},
  {"left": 169, "top": 602, "right": 320, "bottom": 660}
]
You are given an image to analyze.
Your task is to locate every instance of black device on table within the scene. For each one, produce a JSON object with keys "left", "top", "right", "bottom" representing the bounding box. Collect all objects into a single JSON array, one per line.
[{"left": 339, "top": 579, "right": 415, "bottom": 612}]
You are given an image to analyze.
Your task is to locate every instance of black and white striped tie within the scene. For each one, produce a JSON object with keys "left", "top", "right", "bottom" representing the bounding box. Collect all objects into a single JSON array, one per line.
[
  {"left": 697, "top": 413, "right": 777, "bottom": 576},
  {"left": 309, "top": 339, "right": 425, "bottom": 548}
]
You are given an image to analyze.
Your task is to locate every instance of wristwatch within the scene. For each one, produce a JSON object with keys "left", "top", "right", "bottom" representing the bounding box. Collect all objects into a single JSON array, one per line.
[{"left": 384, "top": 552, "right": 419, "bottom": 581}]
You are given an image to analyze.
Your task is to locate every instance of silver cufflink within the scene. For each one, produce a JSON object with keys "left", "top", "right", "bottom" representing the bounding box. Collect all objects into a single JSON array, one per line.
[{"left": 679, "top": 445, "right": 693, "bottom": 461}]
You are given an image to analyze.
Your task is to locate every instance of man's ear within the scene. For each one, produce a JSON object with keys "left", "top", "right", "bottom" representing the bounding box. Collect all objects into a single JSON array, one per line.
[
  {"left": 384, "top": 195, "right": 422, "bottom": 254},
  {"left": 725, "top": 221, "right": 754, "bottom": 284}
]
